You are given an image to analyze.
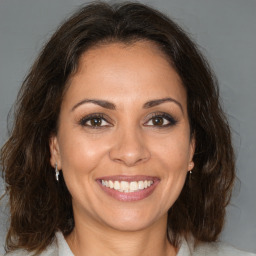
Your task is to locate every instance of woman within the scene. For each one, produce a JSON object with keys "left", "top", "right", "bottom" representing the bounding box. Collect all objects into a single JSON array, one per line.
[{"left": 1, "top": 1, "right": 255, "bottom": 256}]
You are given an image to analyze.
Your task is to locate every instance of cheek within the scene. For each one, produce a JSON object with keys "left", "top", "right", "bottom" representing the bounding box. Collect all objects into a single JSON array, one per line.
[
  {"left": 57, "top": 129, "right": 110, "bottom": 177},
  {"left": 150, "top": 132, "right": 190, "bottom": 203},
  {"left": 151, "top": 131, "right": 191, "bottom": 171},
  {"left": 57, "top": 131, "right": 111, "bottom": 205}
]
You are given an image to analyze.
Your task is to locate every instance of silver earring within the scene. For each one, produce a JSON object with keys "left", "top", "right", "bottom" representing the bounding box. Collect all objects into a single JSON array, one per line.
[
  {"left": 55, "top": 163, "right": 59, "bottom": 181},
  {"left": 189, "top": 162, "right": 194, "bottom": 175}
]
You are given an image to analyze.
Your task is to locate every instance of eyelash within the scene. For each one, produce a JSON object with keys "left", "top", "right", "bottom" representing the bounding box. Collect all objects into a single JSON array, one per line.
[
  {"left": 79, "top": 113, "right": 111, "bottom": 129},
  {"left": 145, "top": 112, "right": 178, "bottom": 127},
  {"left": 78, "top": 112, "right": 177, "bottom": 129}
]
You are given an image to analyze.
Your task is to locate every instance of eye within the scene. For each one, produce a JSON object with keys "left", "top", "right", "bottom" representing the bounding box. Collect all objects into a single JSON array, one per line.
[
  {"left": 79, "top": 114, "right": 111, "bottom": 128},
  {"left": 144, "top": 113, "right": 177, "bottom": 127}
]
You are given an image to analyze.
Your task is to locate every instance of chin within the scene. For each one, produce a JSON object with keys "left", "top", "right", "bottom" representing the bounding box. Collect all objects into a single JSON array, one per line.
[
  {"left": 100, "top": 209, "right": 164, "bottom": 232},
  {"left": 106, "top": 219, "right": 153, "bottom": 232}
]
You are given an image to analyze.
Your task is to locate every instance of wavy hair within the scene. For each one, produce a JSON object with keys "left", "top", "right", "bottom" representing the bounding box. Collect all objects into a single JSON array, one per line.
[{"left": 1, "top": 1, "right": 235, "bottom": 254}]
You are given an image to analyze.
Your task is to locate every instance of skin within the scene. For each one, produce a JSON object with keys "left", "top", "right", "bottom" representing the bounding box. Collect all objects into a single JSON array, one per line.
[{"left": 50, "top": 40, "right": 195, "bottom": 256}]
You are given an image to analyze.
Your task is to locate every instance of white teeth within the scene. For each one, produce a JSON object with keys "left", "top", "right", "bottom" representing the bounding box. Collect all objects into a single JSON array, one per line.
[
  {"left": 138, "top": 181, "right": 144, "bottom": 190},
  {"left": 109, "top": 180, "right": 114, "bottom": 188},
  {"left": 101, "top": 180, "right": 154, "bottom": 192},
  {"left": 130, "top": 181, "right": 138, "bottom": 192},
  {"left": 114, "top": 181, "right": 120, "bottom": 190},
  {"left": 120, "top": 181, "right": 129, "bottom": 191}
]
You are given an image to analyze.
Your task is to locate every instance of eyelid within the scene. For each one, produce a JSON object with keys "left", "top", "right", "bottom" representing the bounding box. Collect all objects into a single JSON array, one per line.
[
  {"left": 78, "top": 113, "right": 113, "bottom": 128},
  {"left": 78, "top": 111, "right": 177, "bottom": 129},
  {"left": 143, "top": 112, "right": 178, "bottom": 127}
]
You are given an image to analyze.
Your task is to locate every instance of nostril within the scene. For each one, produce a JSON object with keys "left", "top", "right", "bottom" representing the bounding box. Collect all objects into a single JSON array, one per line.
[
  {"left": 108, "top": 129, "right": 151, "bottom": 166},
  {"left": 109, "top": 148, "right": 151, "bottom": 167}
]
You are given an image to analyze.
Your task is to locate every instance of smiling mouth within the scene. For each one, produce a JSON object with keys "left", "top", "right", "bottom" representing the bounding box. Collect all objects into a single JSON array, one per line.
[
  {"left": 101, "top": 180, "right": 154, "bottom": 193},
  {"left": 97, "top": 176, "right": 159, "bottom": 202}
]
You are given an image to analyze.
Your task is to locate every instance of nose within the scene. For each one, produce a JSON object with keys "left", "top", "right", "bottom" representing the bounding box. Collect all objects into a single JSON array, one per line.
[{"left": 109, "top": 126, "right": 151, "bottom": 167}]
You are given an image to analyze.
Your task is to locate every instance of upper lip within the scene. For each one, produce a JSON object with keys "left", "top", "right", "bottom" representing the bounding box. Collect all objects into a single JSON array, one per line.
[{"left": 97, "top": 175, "right": 159, "bottom": 182}]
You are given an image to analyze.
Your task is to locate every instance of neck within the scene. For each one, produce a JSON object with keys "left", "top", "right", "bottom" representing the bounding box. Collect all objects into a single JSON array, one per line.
[{"left": 66, "top": 214, "right": 177, "bottom": 256}]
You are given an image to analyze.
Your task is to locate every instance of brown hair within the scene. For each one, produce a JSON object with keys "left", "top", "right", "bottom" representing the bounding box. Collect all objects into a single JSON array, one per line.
[{"left": 1, "top": 1, "right": 235, "bottom": 254}]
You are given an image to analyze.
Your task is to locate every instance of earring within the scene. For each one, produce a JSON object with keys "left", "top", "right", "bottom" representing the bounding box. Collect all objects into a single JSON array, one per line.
[
  {"left": 55, "top": 163, "right": 60, "bottom": 181},
  {"left": 188, "top": 162, "right": 194, "bottom": 174},
  {"left": 188, "top": 166, "right": 193, "bottom": 188}
]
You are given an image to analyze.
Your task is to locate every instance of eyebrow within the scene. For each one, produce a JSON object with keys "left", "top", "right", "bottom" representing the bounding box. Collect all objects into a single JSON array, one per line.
[
  {"left": 71, "top": 99, "right": 116, "bottom": 111},
  {"left": 71, "top": 97, "right": 183, "bottom": 113},
  {"left": 143, "top": 97, "right": 183, "bottom": 113}
]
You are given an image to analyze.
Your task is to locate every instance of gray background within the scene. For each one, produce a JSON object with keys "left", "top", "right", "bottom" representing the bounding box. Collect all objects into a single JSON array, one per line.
[{"left": 0, "top": 0, "right": 255, "bottom": 254}]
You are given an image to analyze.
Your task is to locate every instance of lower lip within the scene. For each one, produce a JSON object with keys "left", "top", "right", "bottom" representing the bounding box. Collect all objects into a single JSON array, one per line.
[{"left": 97, "top": 180, "right": 159, "bottom": 202}]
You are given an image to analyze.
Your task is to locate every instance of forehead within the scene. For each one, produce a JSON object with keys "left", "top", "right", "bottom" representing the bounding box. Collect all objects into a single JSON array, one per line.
[
  {"left": 78, "top": 40, "right": 173, "bottom": 69},
  {"left": 64, "top": 41, "right": 187, "bottom": 111}
]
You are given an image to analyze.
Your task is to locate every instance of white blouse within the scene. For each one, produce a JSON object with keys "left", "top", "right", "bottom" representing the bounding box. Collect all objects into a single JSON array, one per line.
[{"left": 4, "top": 231, "right": 256, "bottom": 256}]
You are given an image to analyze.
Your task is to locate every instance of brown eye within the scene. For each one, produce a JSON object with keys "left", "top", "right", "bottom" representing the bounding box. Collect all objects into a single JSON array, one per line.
[
  {"left": 79, "top": 114, "right": 110, "bottom": 128},
  {"left": 152, "top": 117, "right": 164, "bottom": 126},
  {"left": 90, "top": 118, "right": 102, "bottom": 126},
  {"left": 144, "top": 113, "right": 178, "bottom": 127}
]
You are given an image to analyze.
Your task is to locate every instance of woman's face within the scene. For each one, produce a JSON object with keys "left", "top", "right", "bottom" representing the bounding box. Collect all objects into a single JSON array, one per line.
[{"left": 50, "top": 41, "right": 195, "bottom": 232}]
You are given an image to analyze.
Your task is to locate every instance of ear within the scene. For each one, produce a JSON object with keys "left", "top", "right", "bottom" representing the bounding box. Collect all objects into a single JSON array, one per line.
[
  {"left": 188, "top": 135, "right": 196, "bottom": 171},
  {"left": 49, "top": 135, "right": 62, "bottom": 169}
]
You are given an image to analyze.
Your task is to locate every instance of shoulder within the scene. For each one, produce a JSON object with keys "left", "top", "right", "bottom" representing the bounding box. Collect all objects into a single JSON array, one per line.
[
  {"left": 3, "top": 247, "right": 57, "bottom": 256},
  {"left": 194, "top": 241, "right": 256, "bottom": 256},
  {"left": 178, "top": 237, "right": 256, "bottom": 256},
  {"left": 3, "top": 238, "right": 58, "bottom": 256},
  {"left": 2, "top": 232, "right": 73, "bottom": 256}
]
